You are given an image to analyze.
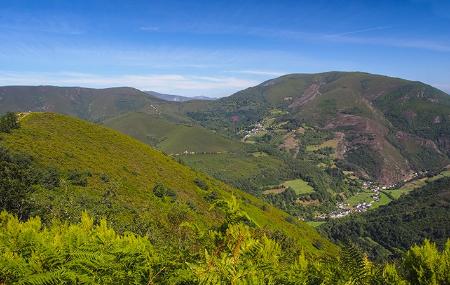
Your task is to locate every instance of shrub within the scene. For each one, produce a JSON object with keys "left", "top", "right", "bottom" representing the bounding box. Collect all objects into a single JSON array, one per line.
[
  {"left": 194, "top": 178, "right": 209, "bottom": 190},
  {"left": 67, "top": 169, "right": 88, "bottom": 186},
  {"left": 0, "top": 112, "right": 19, "bottom": 133},
  {"left": 152, "top": 183, "right": 177, "bottom": 200},
  {"left": 41, "top": 168, "right": 60, "bottom": 189}
]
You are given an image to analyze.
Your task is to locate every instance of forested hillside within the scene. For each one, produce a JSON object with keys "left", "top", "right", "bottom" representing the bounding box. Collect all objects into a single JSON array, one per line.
[
  {"left": 321, "top": 177, "right": 450, "bottom": 260},
  {"left": 187, "top": 72, "right": 450, "bottom": 185}
]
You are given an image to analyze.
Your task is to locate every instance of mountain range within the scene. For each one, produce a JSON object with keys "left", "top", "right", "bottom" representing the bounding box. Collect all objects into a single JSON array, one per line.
[
  {"left": 1, "top": 72, "right": 449, "bottom": 187},
  {"left": 0, "top": 71, "right": 449, "bottom": 280},
  {"left": 144, "top": 91, "right": 216, "bottom": 102}
]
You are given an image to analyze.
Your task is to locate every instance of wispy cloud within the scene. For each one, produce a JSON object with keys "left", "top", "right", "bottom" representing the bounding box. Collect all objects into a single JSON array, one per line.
[
  {"left": 225, "top": 70, "right": 285, "bottom": 76},
  {"left": 325, "top": 26, "right": 391, "bottom": 37},
  {"left": 0, "top": 13, "right": 84, "bottom": 35},
  {"left": 198, "top": 25, "right": 450, "bottom": 53},
  {"left": 322, "top": 34, "right": 450, "bottom": 52},
  {"left": 0, "top": 71, "right": 258, "bottom": 97}
]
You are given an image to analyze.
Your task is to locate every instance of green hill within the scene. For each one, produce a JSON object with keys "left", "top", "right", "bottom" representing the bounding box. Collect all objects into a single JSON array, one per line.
[
  {"left": 187, "top": 72, "right": 450, "bottom": 185},
  {"left": 0, "top": 86, "right": 164, "bottom": 122},
  {"left": 0, "top": 112, "right": 336, "bottom": 256},
  {"left": 103, "top": 112, "right": 242, "bottom": 154}
]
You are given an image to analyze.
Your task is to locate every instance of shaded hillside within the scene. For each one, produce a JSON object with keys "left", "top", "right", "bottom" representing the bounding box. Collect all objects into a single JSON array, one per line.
[
  {"left": 320, "top": 177, "right": 450, "bottom": 260},
  {"left": 0, "top": 86, "right": 164, "bottom": 122},
  {"left": 145, "top": 91, "right": 215, "bottom": 102},
  {"left": 188, "top": 72, "right": 450, "bottom": 184},
  {"left": 0, "top": 112, "right": 336, "bottom": 255}
]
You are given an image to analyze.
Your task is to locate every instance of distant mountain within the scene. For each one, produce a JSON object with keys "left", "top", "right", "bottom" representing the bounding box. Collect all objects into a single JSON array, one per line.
[
  {"left": 0, "top": 85, "right": 164, "bottom": 122},
  {"left": 145, "top": 91, "right": 215, "bottom": 102},
  {"left": 187, "top": 72, "right": 450, "bottom": 184}
]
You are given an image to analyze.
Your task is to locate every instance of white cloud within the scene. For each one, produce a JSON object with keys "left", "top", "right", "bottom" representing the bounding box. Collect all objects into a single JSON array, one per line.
[{"left": 0, "top": 71, "right": 258, "bottom": 97}]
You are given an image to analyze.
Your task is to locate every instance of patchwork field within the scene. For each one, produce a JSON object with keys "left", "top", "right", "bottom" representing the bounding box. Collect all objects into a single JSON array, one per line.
[{"left": 283, "top": 179, "right": 314, "bottom": 194}]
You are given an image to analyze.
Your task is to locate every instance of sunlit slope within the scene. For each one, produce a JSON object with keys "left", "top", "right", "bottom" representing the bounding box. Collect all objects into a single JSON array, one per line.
[
  {"left": 1, "top": 112, "right": 337, "bottom": 255},
  {"left": 103, "top": 112, "right": 243, "bottom": 154}
]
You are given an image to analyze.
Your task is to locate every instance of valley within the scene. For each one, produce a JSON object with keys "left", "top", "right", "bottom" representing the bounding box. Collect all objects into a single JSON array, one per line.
[
  {"left": 0, "top": 72, "right": 449, "bottom": 283},
  {"left": 2, "top": 1, "right": 449, "bottom": 283},
  {"left": 2, "top": 72, "right": 449, "bottom": 225}
]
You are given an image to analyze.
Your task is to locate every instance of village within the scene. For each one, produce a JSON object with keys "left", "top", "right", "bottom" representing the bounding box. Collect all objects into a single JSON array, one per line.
[{"left": 317, "top": 171, "right": 424, "bottom": 220}]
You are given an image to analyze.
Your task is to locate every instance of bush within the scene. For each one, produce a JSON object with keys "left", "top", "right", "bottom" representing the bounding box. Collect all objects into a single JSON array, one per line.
[
  {"left": 67, "top": 169, "right": 88, "bottom": 186},
  {"left": 152, "top": 182, "right": 177, "bottom": 200},
  {"left": 100, "top": 173, "right": 110, "bottom": 183},
  {"left": 0, "top": 112, "right": 19, "bottom": 133},
  {"left": 194, "top": 178, "right": 209, "bottom": 190},
  {"left": 41, "top": 168, "right": 60, "bottom": 189}
]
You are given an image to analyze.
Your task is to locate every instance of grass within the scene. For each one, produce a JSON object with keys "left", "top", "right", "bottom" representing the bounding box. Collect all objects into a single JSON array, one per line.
[
  {"left": 181, "top": 152, "right": 286, "bottom": 183},
  {"left": 1, "top": 112, "right": 338, "bottom": 256},
  {"left": 251, "top": 151, "right": 268, "bottom": 157},
  {"left": 306, "top": 139, "right": 338, "bottom": 152},
  {"left": 283, "top": 179, "right": 314, "bottom": 195},
  {"left": 347, "top": 191, "right": 373, "bottom": 206},
  {"left": 384, "top": 170, "right": 450, "bottom": 200},
  {"left": 103, "top": 112, "right": 242, "bottom": 154},
  {"left": 307, "top": 221, "right": 326, "bottom": 228},
  {"left": 346, "top": 191, "right": 392, "bottom": 209},
  {"left": 428, "top": 170, "right": 450, "bottom": 182},
  {"left": 371, "top": 193, "right": 392, "bottom": 209}
]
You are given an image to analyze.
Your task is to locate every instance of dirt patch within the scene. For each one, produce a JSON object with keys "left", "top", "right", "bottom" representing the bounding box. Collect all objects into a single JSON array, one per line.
[
  {"left": 325, "top": 114, "right": 413, "bottom": 184},
  {"left": 296, "top": 199, "right": 320, "bottom": 206},
  {"left": 296, "top": 127, "right": 305, "bottom": 134},
  {"left": 262, "top": 187, "right": 286, "bottom": 195},
  {"left": 289, "top": 82, "right": 322, "bottom": 108},
  {"left": 279, "top": 131, "right": 299, "bottom": 157},
  {"left": 335, "top": 132, "right": 346, "bottom": 160}
]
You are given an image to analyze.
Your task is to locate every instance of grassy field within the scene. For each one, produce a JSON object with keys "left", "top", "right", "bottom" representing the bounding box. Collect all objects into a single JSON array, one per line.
[
  {"left": 307, "top": 221, "right": 326, "bottom": 228},
  {"left": 346, "top": 191, "right": 392, "bottom": 208},
  {"left": 283, "top": 179, "right": 314, "bottom": 194},
  {"left": 385, "top": 170, "right": 450, "bottom": 200},
  {"left": 1, "top": 112, "right": 338, "bottom": 256},
  {"left": 428, "top": 170, "right": 450, "bottom": 181},
  {"left": 371, "top": 193, "right": 392, "bottom": 209},
  {"left": 103, "top": 112, "right": 243, "bottom": 154},
  {"left": 306, "top": 138, "right": 338, "bottom": 152},
  {"left": 347, "top": 191, "right": 374, "bottom": 206},
  {"left": 181, "top": 152, "right": 286, "bottom": 184}
]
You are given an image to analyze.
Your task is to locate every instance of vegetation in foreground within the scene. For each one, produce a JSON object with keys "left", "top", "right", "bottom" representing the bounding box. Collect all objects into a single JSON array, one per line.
[{"left": 0, "top": 206, "right": 449, "bottom": 284}]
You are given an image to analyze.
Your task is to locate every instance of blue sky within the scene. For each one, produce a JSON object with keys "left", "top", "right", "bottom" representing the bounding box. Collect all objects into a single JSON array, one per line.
[{"left": 0, "top": 0, "right": 449, "bottom": 97}]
